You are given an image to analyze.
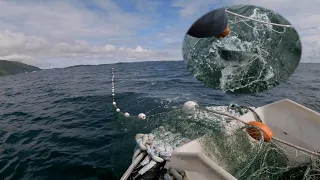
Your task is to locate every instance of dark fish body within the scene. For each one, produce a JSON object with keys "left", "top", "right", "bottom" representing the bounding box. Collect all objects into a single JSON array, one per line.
[{"left": 218, "top": 47, "right": 260, "bottom": 62}]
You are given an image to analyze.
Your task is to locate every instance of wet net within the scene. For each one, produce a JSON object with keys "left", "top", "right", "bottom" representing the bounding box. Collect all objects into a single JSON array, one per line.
[
  {"left": 121, "top": 104, "right": 320, "bottom": 180},
  {"left": 113, "top": 6, "right": 318, "bottom": 179},
  {"left": 183, "top": 5, "right": 301, "bottom": 93},
  {"left": 111, "top": 67, "right": 320, "bottom": 180}
]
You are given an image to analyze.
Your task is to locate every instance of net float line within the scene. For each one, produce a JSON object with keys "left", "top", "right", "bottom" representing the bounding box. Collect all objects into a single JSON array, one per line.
[
  {"left": 111, "top": 68, "right": 147, "bottom": 120},
  {"left": 111, "top": 68, "right": 320, "bottom": 157}
]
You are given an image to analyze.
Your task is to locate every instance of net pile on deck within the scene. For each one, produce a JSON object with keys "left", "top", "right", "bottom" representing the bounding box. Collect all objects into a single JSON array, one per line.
[
  {"left": 112, "top": 69, "right": 320, "bottom": 180},
  {"left": 120, "top": 103, "right": 250, "bottom": 180},
  {"left": 119, "top": 102, "right": 320, "bottom": 180}
]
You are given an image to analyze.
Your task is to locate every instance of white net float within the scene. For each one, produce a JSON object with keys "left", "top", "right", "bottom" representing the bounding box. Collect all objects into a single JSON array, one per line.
[
  {"left": 112, "top": 94, "right": 115, "bottom": 96},
  {"left": 138, "top": 113, "right": 147, "bottom": 120},
  {"left": 124, "top": 112, "right": 130, "bottom": 117},
  {"left": 182, "top": 101, "right": 199, "bottom": 112},
  {"left": 113, "top": 102, "right": 116, "bottom": 106},
  {"left": 116, "top": 108, "right": 120, "bottom": 112}
]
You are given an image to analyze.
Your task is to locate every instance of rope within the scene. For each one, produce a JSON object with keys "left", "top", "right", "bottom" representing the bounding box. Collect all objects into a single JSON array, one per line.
[
  {"left": 111, "top": 68, "right": 181, "bottom": 120},
  {"left": 130, "top": 133, "right": 185, "bottom": 179},
  {"left": 111, "top": 68, "right": 320, "bottom": 157},
  {"left": 225, "top": 10, "right": 292, "bottom": 28},
  {"left": 112, "top": 68, "right": 319, "bottom": 180},
  {"left": 272, "top": 137, "right": 320, "bottom": 157},
  {"left": 237, "top": 17, "right": 287, "bottom": 34},
  {"left": 201, "top": 108, "right": 320, "bottom": 157}
]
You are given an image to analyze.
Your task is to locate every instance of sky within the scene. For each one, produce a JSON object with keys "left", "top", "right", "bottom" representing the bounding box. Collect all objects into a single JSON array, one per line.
[{"left": 0, "top": 0, "right": 320, "bottom": 69}]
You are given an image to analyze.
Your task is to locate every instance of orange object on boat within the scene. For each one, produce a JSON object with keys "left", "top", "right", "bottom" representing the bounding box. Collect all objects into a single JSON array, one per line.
[{"left": 246, "top": 121, "right": 273, "bottom": 142}]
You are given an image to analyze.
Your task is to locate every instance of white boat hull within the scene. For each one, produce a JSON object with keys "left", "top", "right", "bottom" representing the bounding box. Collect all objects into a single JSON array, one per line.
[{"left": 168, "top": 99, "right": 320, "bottom": 180}]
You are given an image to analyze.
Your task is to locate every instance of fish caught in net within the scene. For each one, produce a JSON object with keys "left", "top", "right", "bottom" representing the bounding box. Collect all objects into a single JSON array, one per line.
[{"left": 183, "top": 5, "right": 302, "bottom": 93}]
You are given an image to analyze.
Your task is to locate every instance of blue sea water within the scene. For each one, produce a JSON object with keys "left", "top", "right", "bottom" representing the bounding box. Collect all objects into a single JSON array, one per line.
[{"left": 0, "top": 61, "right": 319, "bottom": 179}]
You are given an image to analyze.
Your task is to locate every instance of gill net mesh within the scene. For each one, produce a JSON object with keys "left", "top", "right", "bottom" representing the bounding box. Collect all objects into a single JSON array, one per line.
[
  {"left": 114, "top": 6, "right": 319, "bottom": 180},
  {"left": 120, "top": 104, "right": 320, "bottom": 180},
  {"left": 183, "top": 5, "right": 301, "bottom": 93}
]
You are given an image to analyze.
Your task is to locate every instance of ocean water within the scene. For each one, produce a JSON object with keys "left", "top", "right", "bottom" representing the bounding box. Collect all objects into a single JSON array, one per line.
[{"left": 0, "top": 61, "right": 319, "bottom": 180}]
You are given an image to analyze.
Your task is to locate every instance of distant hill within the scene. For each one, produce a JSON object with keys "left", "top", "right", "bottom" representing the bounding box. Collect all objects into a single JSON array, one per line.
[{"left": 0, "top": 60, "right": 41, "bottom": 77}]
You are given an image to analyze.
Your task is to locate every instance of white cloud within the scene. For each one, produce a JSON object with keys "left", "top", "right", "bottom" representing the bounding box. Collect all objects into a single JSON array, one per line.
[
  {"left": 0, "top": 54, "right": 34, "bottom": 64},
  {"left": 0, "top": 0, "right": 172, "bottom": 68},
  {"left": 1, "top": 0, "right": 320, "bottom": 68},
  {"left": 0, "top": 30, "right": 48, "bottom": 54},
  {"left": 171, "top": 0, "right": 226, "bottom": 17},
  {"left": 0, "top": 30, "right": 169, "bottom": 68},
  {"left": 0, "top": 0, "right": 153, "bottom": 40}
]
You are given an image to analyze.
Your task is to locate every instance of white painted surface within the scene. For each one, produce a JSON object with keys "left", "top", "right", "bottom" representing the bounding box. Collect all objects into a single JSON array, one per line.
[{"left": 168, "top": 99, "right": 320, "bottom": 180}]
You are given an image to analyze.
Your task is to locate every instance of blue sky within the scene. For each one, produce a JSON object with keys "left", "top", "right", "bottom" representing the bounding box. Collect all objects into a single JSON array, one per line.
[{"left": 0, "top": 0, "right": 319, "bottom": 68}]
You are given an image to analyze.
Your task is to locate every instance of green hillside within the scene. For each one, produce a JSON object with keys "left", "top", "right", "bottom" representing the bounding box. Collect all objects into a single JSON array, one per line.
[{"left": 0, "top": 60, "right": 41, "bottom": 76}]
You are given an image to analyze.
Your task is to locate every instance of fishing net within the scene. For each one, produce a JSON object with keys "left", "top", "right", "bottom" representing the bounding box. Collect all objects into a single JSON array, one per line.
[
  {"left": 111, "top": 6, "right": 318, "bottom": 178},
  {"left": 182, "top": 5, "right": 301, "bottom": 93},
  {"left": 122, "top": 104, "right": 320, "bottom": 180},
  {"left": 111, "top": 68, "right": 319, "bottom": 180}
]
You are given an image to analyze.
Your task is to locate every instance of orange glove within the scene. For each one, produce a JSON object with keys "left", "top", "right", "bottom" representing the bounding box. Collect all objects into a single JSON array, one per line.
[{"left": 215, "top": 26, "right": 230, "bottom": 38}]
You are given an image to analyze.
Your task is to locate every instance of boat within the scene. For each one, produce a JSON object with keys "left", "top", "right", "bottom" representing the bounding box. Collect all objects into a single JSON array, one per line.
[{"left": 120, "top": 99, "right": 320, "bottom": 180}]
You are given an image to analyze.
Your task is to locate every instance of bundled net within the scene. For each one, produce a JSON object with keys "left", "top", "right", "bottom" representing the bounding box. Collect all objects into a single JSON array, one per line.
[
  {"left": 123, "top": 104, "right": 320, "bottom": 180},
  {"left": 111, "top": 5, "right": 318, "bottom": 176},
  {"left": 112, "top": 68, "right": 319, "bottom": 179}
]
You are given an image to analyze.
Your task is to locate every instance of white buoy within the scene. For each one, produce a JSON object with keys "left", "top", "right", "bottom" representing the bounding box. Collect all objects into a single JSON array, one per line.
[
  {"left": 116, "top": 108, "right": 120, "bottom": 112},
  {"left": 138, "top": 113, "right": 146, "bottom": 120},
  {"left": 112, "top": 94, "right": 115, "bottom": 96},
  {"left": 124, "top": 112, "right": 130, "bottom": 117},
  {"left": 113, "top": 102, "right": 116, "bottom": 106},
  {"left": 182, "top": 101, "right": 199, "bottom": 112},
  {"left": 112, "top": 89, "right": 114, "bottom": 93}
]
